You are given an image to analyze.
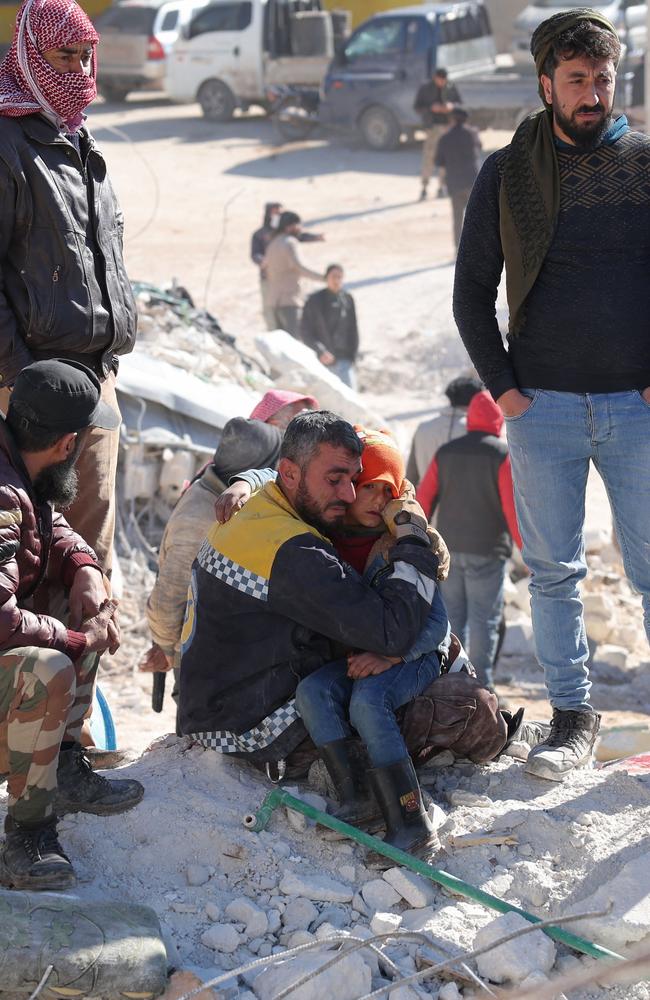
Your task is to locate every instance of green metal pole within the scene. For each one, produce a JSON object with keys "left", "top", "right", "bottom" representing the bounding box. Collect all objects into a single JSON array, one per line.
[{"left": 244, "top": 788, "right": 624, "bottom": 964}]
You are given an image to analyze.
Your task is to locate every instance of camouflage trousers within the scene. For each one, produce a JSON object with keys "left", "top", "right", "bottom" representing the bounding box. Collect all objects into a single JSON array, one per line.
[{"left": 0, "top": 647, "right": 99, "bottom": 825}]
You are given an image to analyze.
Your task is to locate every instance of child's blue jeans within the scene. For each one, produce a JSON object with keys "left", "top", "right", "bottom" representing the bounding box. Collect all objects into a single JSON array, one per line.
[{"left": 295, "top": 650, "right": 442, "bottom": 768}]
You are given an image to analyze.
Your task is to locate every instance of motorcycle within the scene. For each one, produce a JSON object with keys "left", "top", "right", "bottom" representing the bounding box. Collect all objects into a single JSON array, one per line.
[{"left": 266, "top": 84, "right": 320, "bottom": 142}]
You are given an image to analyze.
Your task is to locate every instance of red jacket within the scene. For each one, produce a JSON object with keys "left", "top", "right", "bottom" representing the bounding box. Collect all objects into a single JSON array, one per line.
[
  {"left": 416, "top": 391, "right": 522, "bottom": 553},
  {"left": 0, "top": 420, "right": 100, "bottom": 659}
]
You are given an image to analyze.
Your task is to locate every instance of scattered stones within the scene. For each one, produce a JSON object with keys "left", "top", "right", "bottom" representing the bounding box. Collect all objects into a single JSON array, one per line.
[
  {"left": 225, "top": 898, "right": 268, "bottom": 939},
  {"left": 200, "top": 924, "right": 241, "bottom": 954},
  {"left": 370, "top": 911, "right": 403, "bottom": 935},
  {"left": 281, "top": 897, "right": 318, "bottom": 932},
  {"left": 279, "top": 871, "right": 353, "bottom": 903},
  {"left": 593, "top": 644, "right": 628, "bottom": 670},
  {"left": 311, "top": 905, "right": 350, "bottom": 931},
  {"left": 253, "top": 951, "right": 372, "bottom": 1000},
  {"left": 352, "top": 892, "right": 370, "bottom": 916},
  {"left": 284, "top": 790, "right": 329, "bottom": 833},
  {"left": 383, "top": 868, "right": 437, "bottom": 908},
  {"left": 204, "top": 902, "right": 221, "bottom": 922},
  {"left": 361, "top": 879, "right": 402, "bottom": 911},
  {"left": 340, "top": 865, "right": 356, "bottom": 882},
  {"left": 186, "top": 864, "right": 210, "bottom": 887},
  {"left": 500, "top": 619, "right": 534, "bottom": 657},
  {"left": 474, "top": 912, "right": 556, "bottom": 984},
  {"left": 267, "top": 909, "right": 282, "bottom": 934}
]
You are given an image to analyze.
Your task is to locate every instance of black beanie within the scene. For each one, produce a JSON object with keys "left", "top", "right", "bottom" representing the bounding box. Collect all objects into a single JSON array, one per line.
[
  {"left": 212, "top": 418, "right": 282, "bottom": 481},
  {"left": 445, "top": 376, "right": 483, "bottom": 408}
]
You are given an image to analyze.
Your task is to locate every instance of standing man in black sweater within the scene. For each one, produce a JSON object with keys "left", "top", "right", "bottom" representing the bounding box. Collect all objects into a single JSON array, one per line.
[
  {"left": 301, "top": 264, "right": 359, "bottom": 389},
  {"left": 453, "top": 10, "right": 650, "bottom": 781}
]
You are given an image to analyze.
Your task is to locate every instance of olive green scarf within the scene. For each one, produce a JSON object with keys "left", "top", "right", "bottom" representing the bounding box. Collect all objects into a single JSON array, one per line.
[{"left": 499, "top": 9, "right": 618, "bottom": 335}]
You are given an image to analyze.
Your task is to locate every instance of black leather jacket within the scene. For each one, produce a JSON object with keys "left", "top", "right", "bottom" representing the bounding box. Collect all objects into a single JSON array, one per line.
[{"left": 0, "top": 114, "right": 137, "bottom": 386}]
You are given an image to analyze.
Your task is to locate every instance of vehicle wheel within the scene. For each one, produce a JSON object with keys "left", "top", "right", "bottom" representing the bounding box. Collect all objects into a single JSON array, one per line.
[
  {"left": 275, "top": 96, "right": 317, "bottom": 142},
  {"left": 358, "top": 105, "right": 401, "bottom": 151},
  {"left": 98, "top": 81, "right": 130, "bottom": 103},
  {"left": 198, "top": 79, "right": 236, "bottom": 122}
]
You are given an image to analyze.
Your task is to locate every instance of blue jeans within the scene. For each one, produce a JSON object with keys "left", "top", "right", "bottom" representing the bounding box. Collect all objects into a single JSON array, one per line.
[
  {"left": 505, "top": 389, "right": 650, "bottom": 711},
  {"left": 330, "top": 359, "right": 357, "bottom": 390},
  {"left": 295, "top": 651, "right": 441, "bottom": 768},
  {"left": 439, "top": 553, "right": 506, "bottom": 690}
]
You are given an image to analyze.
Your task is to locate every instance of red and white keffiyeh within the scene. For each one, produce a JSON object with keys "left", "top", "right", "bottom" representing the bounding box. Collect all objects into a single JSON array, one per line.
[{"left": 0, "top": 0, "right": 99, "bottom": 132}]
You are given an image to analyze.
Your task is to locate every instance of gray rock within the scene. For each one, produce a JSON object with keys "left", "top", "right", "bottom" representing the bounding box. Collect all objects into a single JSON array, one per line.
[
  {"left": 225, "top": 898, "right": 269, "bottom": 939},
  {"left": 279, "top": 871, "right": 353, "bottom": 903},
  {"left": 253, "top": 951, "right": 372, "bottom": 1000},
  {"left": 474, "top": 912, "right": 556, "bottom": 984},
  {"left": 361, "top": 879, "right": 401, "bottom": 912},
  {"left": 186, "top": 864, "right": 210, "bottom": 887},
  {"left": 383, "top": 868, "right": 437, "bottom": 908},
  {"left": 201, "top": 924, "right": 241, "bottom": 954},
  {"left": 281, "top": 896, "right": 318, "bottom": 932}
]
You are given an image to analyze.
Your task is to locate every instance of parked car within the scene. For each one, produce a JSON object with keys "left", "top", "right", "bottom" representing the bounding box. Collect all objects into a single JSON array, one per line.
[
  {"left": 319, "top": 2, "right": 498, "bottom": 149},
  {"left": 95, "top": 0, "right": 206, "bottom": 102},
  {"left": 165, "top": 0, "right": 337, "bottom": 120}
]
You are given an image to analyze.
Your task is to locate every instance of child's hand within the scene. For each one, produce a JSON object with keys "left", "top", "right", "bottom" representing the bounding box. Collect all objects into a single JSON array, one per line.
[{"left": 347, "top": 652, "right": 401, "bottom": 678}]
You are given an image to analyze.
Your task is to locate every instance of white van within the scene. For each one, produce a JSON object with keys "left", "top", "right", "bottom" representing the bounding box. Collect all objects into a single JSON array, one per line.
[
  {"left": 511, "top": 0, "right": 647, "bottom": 69},
  {"left": 165, "top": 0, "right": 335, "bottom": 118},
  {"left": 96, "top": 0, "right": 206, "bottom": 102}
]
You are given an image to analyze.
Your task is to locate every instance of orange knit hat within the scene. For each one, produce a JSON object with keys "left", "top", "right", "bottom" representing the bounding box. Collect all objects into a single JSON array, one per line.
[{"left": 355, "top": 426, "right": 405, "bottom": 499}]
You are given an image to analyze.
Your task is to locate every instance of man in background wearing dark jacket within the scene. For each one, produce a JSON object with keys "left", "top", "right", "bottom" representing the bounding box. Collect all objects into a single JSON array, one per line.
[
  {"left": 0, "top": 0, "right": 137, "bottom": 578},
  {"left": 435, "top": 108, "right": 482, "bottom": 252},
  {"left": 417, "top": 392, "right": 522, "bottom": 692},
  {"left": 413, "top": 67, "right": 461, "bottom": 201},
  {"left": 0, "top": 361, "right": 143, "bottom": 892},
  {"left": 301, "top": 264, "right": 359, "bottom": 389}
]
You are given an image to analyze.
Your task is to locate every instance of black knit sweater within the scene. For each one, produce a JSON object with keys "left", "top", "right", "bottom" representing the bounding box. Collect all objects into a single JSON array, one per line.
[{"left": 453, "top": 130, "right": 650, "bottom": 400}]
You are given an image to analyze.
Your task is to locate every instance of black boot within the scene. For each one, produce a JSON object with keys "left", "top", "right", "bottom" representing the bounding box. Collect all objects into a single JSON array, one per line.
[
  {"left": 320, "top": 739, "right": 378, "bottom": 826},
  {"left": 368, "top": 757, "right": 439, "bottom": 861},
  {"left": 0, "top": 815, "right": 75, "bottom": 890},
  {"left": 55, "top": 744, "right": 144, "bottom": 816}
]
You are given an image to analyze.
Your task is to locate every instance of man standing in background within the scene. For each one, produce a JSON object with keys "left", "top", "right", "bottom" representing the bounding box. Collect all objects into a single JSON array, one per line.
[
  {"left": 435, "top": 107, "right": 482, "bottom": 252},
  {"left": 414, "top": 67, "right": 461, "bottom": 202},
  {"left": 301, "top": 264, "right": 359, "bottom": 389},
  {"left": 262, "top": 212, "right": 325, "bottom": 338},
  {"left": 251, "top": 203, "right": 324, "bottom": 329}
]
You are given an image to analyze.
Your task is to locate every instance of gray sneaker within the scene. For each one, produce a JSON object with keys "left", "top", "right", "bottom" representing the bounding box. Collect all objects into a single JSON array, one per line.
[{"left": 525, "top": 709, "right": 601, "bottom": 781}]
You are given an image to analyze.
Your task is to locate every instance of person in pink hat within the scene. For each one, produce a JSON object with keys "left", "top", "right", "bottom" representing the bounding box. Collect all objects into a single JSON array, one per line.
[{"left": 250, "top": 389, "right": 318, "bottom": 431}]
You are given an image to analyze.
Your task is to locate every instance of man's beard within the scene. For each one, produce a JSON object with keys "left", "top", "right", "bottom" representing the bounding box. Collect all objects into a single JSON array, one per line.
[
  {"left": 294, "top": 479, "right": 348, "bottom": 537},
  {"left": 33, "top": 450, "right": 80, "bottom": 510},
  {"left": 553, "top": 98, "right": 612, "bottom": 151}
]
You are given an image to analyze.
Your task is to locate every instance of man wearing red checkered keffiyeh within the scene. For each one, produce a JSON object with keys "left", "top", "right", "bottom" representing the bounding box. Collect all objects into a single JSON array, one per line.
[
  {"left": 0, "top": 0, "right": 99, "bottom": 132},
  {"left": 0, "top": 0, "right": 137, "bottom": 771}
]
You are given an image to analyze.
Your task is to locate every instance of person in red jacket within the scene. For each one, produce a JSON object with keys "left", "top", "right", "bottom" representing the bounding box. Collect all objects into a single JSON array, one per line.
[{"left": 416, "top": 391, "right": 522, "bottom": 692}]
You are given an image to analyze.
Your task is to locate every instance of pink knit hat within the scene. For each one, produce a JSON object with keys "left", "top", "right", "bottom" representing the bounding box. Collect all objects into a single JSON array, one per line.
[{"left": 249, "top": 389, "right": 318, "bottom": 423}]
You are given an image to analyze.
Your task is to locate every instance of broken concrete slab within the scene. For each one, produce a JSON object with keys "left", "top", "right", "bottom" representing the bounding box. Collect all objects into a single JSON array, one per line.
[
  {"left": 500, "top": 619, "right": 535, "bottom": 658},
  {"left": 474, "top": 911, "right": 556, "bottom": 984},
  {"left": 255, "top": 331, "right": 386, "bottom": 428},
  {"left": 361, "top": 878, "right": 402, "bottom": 911},
  {"left": 0, "top": 890, "right": 167, "bottom": 996},
  {"left": 566, "top": 854, "right": 650, "bottom": 950},
  {"left": 253, "top": 951, "right": 372, "bottom": 1000},
  {"left": 383, "top": 868, "right": 437, "bottom": 908},
  {"left": 279, "top": 871, "right": 354, "bottom": 903}
]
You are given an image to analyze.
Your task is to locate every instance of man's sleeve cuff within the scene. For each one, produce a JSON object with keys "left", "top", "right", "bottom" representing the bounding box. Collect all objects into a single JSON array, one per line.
[
  {"left": 64, "top": 630, "right": 87, "bottom": 662},
  {"left": 487, "top": 373, "right": 519, "bottom": 402},
  {"left": 61, "top": 552, "right": 102, "bottom": 590}
]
